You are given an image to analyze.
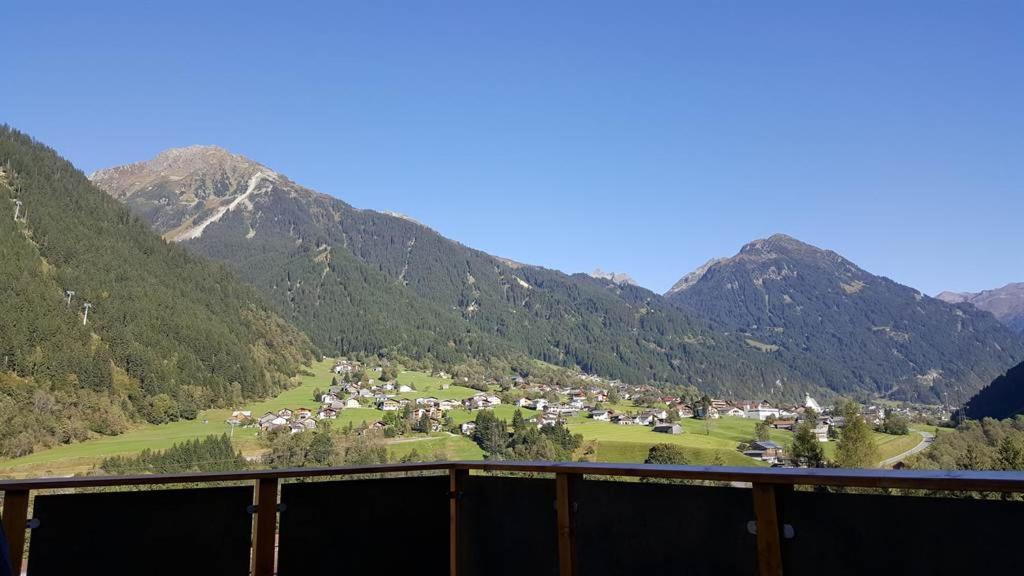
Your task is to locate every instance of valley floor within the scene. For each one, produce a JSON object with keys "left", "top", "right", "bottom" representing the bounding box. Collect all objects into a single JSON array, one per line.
[{"left": 0, "top": 360, "right": 918, "bottom": 478}]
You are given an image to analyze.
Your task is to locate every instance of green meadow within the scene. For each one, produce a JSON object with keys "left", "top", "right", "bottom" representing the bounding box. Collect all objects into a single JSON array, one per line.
[{"left": 0, "top": 359, "right": 927, "bottom": 477}]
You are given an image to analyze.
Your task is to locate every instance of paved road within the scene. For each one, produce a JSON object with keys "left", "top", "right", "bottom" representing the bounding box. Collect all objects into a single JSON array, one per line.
[{"left": 879, "top": 430, "right": 935, "bottom": 467}]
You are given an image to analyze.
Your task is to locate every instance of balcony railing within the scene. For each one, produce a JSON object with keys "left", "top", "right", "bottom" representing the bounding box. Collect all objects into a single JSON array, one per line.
[{"left": 2, "top": 461, "right": 1024, "bottom": 575}]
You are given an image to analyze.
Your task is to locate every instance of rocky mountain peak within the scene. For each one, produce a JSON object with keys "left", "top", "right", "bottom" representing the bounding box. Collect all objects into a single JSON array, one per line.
[{"left": 589, "top": 268, "right": 637, "bottom": 286}]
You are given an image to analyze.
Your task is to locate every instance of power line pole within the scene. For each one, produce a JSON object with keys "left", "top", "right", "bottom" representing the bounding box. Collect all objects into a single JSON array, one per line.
[
  {"left": 65, "top": 290, "right": 75, "bottom": 308},
  {"left": 82, "top": 302, "right": 92, "bottom": 326},
  {"left": 13, "top": 199, "right": 21, "bottom": 221}
]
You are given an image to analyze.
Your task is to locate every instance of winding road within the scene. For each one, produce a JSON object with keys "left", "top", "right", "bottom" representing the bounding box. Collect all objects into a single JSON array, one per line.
[{"left": 879, "top": 430, "right": 935, "bottom": 468}]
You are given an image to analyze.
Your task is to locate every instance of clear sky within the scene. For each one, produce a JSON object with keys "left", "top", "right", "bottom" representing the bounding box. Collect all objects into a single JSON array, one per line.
[{"left": 4, "top": 1, "right": 1021, "bottom": 295}]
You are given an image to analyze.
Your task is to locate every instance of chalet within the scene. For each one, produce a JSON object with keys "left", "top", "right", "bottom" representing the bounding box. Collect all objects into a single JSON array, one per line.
[
  {"left": 438, "top": 400, "right": 458, "bottom": 411},
  {"left": 332, "top": 363, "right": 355, "bottom": 374},
  {"left": 590, "top": 410, "right": 610, "bottom": 421},
  {"left": 277, "top": 408, "right": 293, "bottom": 419},
  {"left": 645, "top": 409, "right": 669, "bottom": 420},
  {"left": 295, "top": 408, "right": 313, "bottom": 420},
  {"left": 694, "top": 405, "right": 720, "bottom": 420},
  {"left": 772, "top": 420, "right": 796, "bottom": 431},
  {"left": 321, "top": 393, "right": 339, "bottom": 405},
  {"left": 258, "top": 412, "right": 277, "bottom": 427},
  {"left": 378, "top": 399, "right": 400, "bottom": 411},
  {"left": 745, "top": 441, "right": 784, "bottom": 462},
  {"left": 358, "top": 388, "right": 372, "bottom": 398},
  {"left": 344, "top": 398, "right": 362, "bottom": 409},
  {"left": 536, "top": 416, "right": 559, "bottom": 428},
  {"left": 381, "top": 383, "right": 394, "bottom": 391},
  {"left": 813, "top": 424, "right": 830, "bottom": 442},
  {"left": 318, "top": 408, "right": 338, "bottom": 420},
  {"left": 231, "top": 411, "right": 252, "bottom": 420},
  {"left": 416, "top": 397, "right": 440, "bottom": 406},
  {"left": 298, "top": 418, "right": 317, "bottom": 430},
  {"left": 328, "top": 400, "right": 346, "bottom": 411},
  {"left": 515, "top": 398, "right": 534, "bottom": 409},
  {"left": 460, "top": 422, "right": 477, "bottom": 436},
  {"left": 533, "top": 399, "right": 549, "bottom": 411},
  {"left": 676, "top": 405, "right": 694, "bottom": 419},
  {"left": 652, "top": 423, "right": 682, "bottom": 435},
  {"left": 398, "top": 384, "right": 413, "bottom": 393}
]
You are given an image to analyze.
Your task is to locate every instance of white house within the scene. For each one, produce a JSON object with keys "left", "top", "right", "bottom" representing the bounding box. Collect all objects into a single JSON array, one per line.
[
  {"left": 398, "top": 384, "right": 413, "bottom": 393},
  {"left": 744, "top": 404, "right": 781, "bottom": 421},
  {"left": 590, "top": 410, "right": 610, "bottom": 421},
  {"left": 344, "top": 398, "right": 361, "bottom": 409},
  {"left": 378, "top": 399, "right": 400, "bottom": 411},
  {"left": 460, "top": 422, "right": 477, "bottom": 435}
]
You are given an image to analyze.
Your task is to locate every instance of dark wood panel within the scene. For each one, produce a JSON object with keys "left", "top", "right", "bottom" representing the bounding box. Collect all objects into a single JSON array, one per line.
[
  {"left": 458, "top": 476, "right": 559, "bottom": 576},
  {"left": 574, "top": 479, "right": 757, "bottom": 576},
  {"left": 779, "top": 490, "right": 1024, "bottom": 575},
  {"left": 277, "top": 476, "right": 449, "bottom": 576},
  {"left": 26, "top": 486, "right": 252, "bottom": 576}
]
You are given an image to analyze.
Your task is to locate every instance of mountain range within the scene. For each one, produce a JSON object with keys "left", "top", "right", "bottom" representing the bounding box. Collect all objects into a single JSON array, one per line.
[
  {"left": 91, "top": 145, "right": 1024, "bottom": 405},
  {"left": 937, "top": 284, "right": 1024, "bottom": 335},
  {"left": 90, "top": 146, "right": 819, "bottom": 400}
]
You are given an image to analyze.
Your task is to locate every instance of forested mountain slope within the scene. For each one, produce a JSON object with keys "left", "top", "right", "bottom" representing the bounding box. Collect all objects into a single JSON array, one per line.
[
  {"left": 666, "top": 234, "right": 1024, "bottom": 403},
  {"left": 962, "top": 360, "right": 1024, "bottom": 420},
  {"left": 93, "top": 147, "right": 817, "bottom": 398},
  {"left": 0, "top": 127, "right": 315, "bottom": 457}
]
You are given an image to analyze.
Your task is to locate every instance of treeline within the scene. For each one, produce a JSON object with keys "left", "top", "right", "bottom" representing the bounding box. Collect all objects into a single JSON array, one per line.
[
  {"left": 471, "top": 409, "right": 583, "bottom": 460},
  {"left": 908, "top": 417, "right": 1024, "bottom": 471},
  {"left": 0, "top": 126, "right": 315, "bottom": 456},
  {"left": 99, "top": 434, "right": 247, "bottom": 474}
]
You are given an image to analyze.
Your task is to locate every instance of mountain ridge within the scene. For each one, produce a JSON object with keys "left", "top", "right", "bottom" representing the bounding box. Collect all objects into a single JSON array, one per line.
[
  {"left": 666, "top": 234, "right": 1024, "bottom": 402},
  {"left": 936, "top": 283, "right": 1024, "bottom": 334},
  {"left": 91, "top": 146, "right": 829, "bottom": 400}
]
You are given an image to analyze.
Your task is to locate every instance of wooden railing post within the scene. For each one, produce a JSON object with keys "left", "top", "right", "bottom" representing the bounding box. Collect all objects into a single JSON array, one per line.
[
  {"left": 2, "top": 489, "right": 29, "bottom": 575},
  {"left": 752, "top": 483, "right": 783, "bottom": 576},
  {"left": 449, "top": 468, "right": 468, "bottom": 576},
  {"left": 555, "top": 473, "right": 578, "bottom": 576},
  {"left": 251, "top": 478, "right": 279, "bottom": 576}
]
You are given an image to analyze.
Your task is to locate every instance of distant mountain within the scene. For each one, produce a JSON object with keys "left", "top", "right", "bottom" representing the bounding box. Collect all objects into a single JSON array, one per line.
[
  {"left": 937, "top": 284, "right": 1024, "bottom": 334},
  {"left": 962, "top": 360, "right": 1024, "bottom": 420},
  {"left": 588, "top": 268, "right": 637, "bottom": 286},
  {"left": 0, "top": 128, "right": 315, "bottom": 457},
  {"left": 666, "top": 234, "right": 1024, "bottom": 403},
  {"left": 93, "top": 147, "right": 821, "bottom": 399}
]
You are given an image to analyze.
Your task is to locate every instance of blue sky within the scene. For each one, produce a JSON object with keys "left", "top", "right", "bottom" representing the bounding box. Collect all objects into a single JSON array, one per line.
[{"left": 4, "top": 1, "right": 1021, "bottom": 295}]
